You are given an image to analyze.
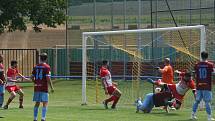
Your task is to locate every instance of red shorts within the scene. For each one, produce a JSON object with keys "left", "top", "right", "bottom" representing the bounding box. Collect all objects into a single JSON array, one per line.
[
  {"left": 107, "top": 86, "right": 116, "bottom": 95},
  {"left": 168, "top": 84, "right": 184, "bottom": 102},
  {"left": 6, "top": 85, "right": 21, "bottom": 92}
]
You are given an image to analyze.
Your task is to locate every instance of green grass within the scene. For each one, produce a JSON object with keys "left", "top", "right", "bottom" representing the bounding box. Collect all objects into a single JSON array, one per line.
[{"left": 0, "top": 80, "right": 213, "bottom": 121}]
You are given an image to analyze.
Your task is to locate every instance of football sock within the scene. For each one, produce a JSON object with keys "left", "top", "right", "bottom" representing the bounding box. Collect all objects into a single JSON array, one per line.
[
  {"left": 42, "top": 107, "right": 47, "bottom": 120},
  {"left": 34, "top": 107, "right": 39, "bottom": 120}
]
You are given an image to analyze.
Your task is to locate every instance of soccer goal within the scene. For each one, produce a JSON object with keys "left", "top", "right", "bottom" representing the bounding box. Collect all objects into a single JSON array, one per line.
[{"left": 82, "top": 25, "right": 206, "bottom": 105}]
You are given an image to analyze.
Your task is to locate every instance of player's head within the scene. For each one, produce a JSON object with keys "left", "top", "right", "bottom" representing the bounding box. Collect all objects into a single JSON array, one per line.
[
  {"left": 174, "top": 99, "right": 182, "bottom": 110},
  {"left": 0, "top": 54, "right": 3, "bottom": 63},
  {"left": 11, "top": 60, "right": 18, "bottom": 68},
  {"left": 201, "top": 51, "right": 208, "bottom": 60},
  {"left": 183, "top": 72, "right": 192, "bottom": 82},
  {"left": 102, "top": 60, "right": 108, "bottom": 67},
  {"left": 164, "top": 58, "right": 170, "bottom": 65},
  {"left": 40, "top": 53, "right": 48, "bottom": 62}
]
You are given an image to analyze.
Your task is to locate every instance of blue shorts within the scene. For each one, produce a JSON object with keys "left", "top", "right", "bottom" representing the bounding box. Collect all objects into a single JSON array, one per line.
[
  {"left": 139, "top": 93, "right": 154, "bottom": 112},
  {"left": 196, "top": 90, "right": 212, "bottom": 102},
  {"left": 33, "top": 92, "right": 49, "bottom": 102},
  {"left": 0, "top": 85, "right": 5, "bottom": 94}
]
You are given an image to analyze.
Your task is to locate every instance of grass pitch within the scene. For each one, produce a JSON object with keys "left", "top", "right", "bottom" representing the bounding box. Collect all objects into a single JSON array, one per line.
[{"left": 0, "top": 80, "right": 213, "bottom": 121}]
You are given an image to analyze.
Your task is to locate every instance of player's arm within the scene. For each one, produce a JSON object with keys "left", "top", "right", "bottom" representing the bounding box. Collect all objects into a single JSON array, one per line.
[
  {"left": 0, "top": 71, "right": 4, "bottom": 84},
  {"left": 47, "top": 72, "right": 54, "bottom": 93},
  {"left": 101, "top": 77, "right": 108, "bottom": 95},
  {"left": 0, "top": 79, "right": 3, "bottom": 84},
  {"left": 7, "top": 77, "right": 18, "bottom": 82},
  {"left": 146, "top": 78, "right": 165, "bottom": 86},
  {"left": 212, "top": 66, "right": 215, "bottom": 85},
  {"left": 158, "top": 66, "right": 168, "bottom": 73},
  {"left": 17, "top": 73, "right": 31, "bottom": 81},
  {"left": 30, "top": 74, "right": 35, "bottom": 83},
  {"left": 0, "top": 70, "right": 5, "bottom": 84},
  {"left": 192, "top": 89, "right": 196, "bottom": 99}
]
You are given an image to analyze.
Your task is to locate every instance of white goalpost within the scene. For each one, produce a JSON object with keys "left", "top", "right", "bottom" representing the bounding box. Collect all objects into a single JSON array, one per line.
[{"left": 82, "top": 25, "right": 206, "bottom": 105}]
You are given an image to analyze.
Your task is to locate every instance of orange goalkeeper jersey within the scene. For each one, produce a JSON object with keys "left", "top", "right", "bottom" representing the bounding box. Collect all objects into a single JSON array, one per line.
[{"left": 161, "top": 64, "right": 174, "bottom": 84}]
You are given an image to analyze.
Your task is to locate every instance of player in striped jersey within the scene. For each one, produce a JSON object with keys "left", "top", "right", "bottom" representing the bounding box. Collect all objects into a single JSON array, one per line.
[{"left": 100, "top": 60, "right": 121, "bottom": 109}]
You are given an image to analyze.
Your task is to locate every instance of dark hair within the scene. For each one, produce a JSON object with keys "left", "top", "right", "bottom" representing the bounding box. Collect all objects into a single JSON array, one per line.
[
  {"left": 184, "top": 72, "right": 191, "bottom": 77},
  {"left": 201, "top": 51, "right": 208, "bottom": 60},
  {"left": 11, "top": 60, "right": 18, "bottom": 66},
  {"left": 102, "top": 60, "right": 108, "bottom": 65},
  {"left": 40, "top": 53, "right": 48, "bottom": 61}
]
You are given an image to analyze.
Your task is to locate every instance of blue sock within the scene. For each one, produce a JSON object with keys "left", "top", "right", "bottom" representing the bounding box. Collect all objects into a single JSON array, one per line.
[
  {"left": 192, "top": 100, "right": 200, "bottom": 113},
  {"left": 34, "top": 107, "right": 39, "bottom": 120},
  {"left": 42, "top": 107, "right": 47, "bottom": 120},
  {"left": 0, "top": 93, "right": 4, "bottom": 107},
  {"left": 205, "top": 101, "right": 212, "bottom": 115}
]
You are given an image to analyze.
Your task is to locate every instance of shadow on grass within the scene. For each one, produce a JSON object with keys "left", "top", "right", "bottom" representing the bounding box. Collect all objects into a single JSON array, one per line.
[{"left": 0, "top": 116, "right": 4, "bottom": 118}]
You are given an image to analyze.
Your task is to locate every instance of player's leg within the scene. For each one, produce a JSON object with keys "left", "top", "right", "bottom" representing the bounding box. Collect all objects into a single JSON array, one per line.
[
  {"left": 111, "top": 88, "right": 121, "bottom": 109},
  {"left": 16, "top": 88, "right": 24, "bottom": 108},
  {"left": 41, "top": 92, "right": 49, "bottom": 121},
  {"left": 34, "top": 102, "right": 40, "bottom": 121},
  {"left": 202, "top": 90, "right": 214, "bottom": 121},
  {"left": 191, "top": 90, "right": 203, "bottom": 119},
  {"left": 33, "top": 92, "right": 41, "bottom": 121},
  {"left": 135, "top": 97, "right": 143, "bottom": 113},
  {"left": 0, "top": 85, "right": 4, "bottom": 107},
  {"left": 4, "top": 90, "right": 16, "bottom": 109},
  {"left": 103, "top": 86, "right": 118, "bottom": 109},
  {"left": 139, "top": 93, "right": 154, "bottom": 113}
]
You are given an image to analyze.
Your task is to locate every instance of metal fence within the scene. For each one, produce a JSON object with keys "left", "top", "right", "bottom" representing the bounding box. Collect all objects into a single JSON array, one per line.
[
  {"left": 68, "top": 0, "right": 215, "bottom": 31},
  {"left": 0, "top": 49, "right": 38, "bottom": 76}
]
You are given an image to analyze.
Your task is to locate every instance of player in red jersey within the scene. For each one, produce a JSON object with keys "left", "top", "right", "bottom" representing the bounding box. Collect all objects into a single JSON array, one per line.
[
  {"left": 0, "top": 54, "right": 5, "bottom": 107},
  {"left": 31, "top": 53, "right": 54, "bottom": 121},
  {"left": 3, "top": 60, "right": 30, "bottom": 109},
  {"left": 100, "top": 60, "right": 121, "bottom": 109},
  {"left": 191, "top": 51, "right": 215, "bottom": 121},
  {"left": 135, "top": 90, "right": 173, "bottom": 113},
  {"left": 146, "top": 71, "right": 196, "bottom": 110}
]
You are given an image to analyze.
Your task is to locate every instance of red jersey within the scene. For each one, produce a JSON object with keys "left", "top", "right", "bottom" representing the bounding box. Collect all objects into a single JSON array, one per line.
[
  {"left": 99, "top": 67, "right": 113, "bottom": 87},
  {"left": 168, "top": 79, "right": 195, "bottom": 102},
  {"left": 0, "top": 63, "right": 5, "bottom": 85},
  {"left": 6, "top": 67, "right": 19, "bottom": 86},
  {"left": 153, "top": 91, "right": 173, "bottom": 107},
  {"left": 32, "top": 63, "right": 51, "bottom": 92},
  {"left": 194, "top": 61, "right": 214, "bottom": 90}
]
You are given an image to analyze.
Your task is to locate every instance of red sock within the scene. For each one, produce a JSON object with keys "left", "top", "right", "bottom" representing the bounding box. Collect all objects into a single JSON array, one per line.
[
  {"left": 19, "top": 98, "right": 23, "bottom": 106},
  {"left": 112, "top": 96, "right": 120, "bottom": 107},
  {"left": 105, "top": 96, "right": 115, "bottom": 103},
  {"left": 6, "top": 98, "right": 13, "bottom": 106}
]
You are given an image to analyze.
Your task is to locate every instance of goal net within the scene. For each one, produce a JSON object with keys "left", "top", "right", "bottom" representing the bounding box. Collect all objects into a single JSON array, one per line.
[{"left": 82, "top": 25, "right": 206, "bottom": 107}]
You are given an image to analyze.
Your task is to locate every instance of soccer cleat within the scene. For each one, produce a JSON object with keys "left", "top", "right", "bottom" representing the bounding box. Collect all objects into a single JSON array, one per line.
[
  {"left": 111, "top": 106, "right": 116, "bottom": 110},
  {"left": 19, "top": 105, "right": 24, "bottom": 109},
  {"left": 135, "top": 97, "right": 142, "bottom": 113},
  {"left": 33, "top": 120, "right": 37, "bottom": 121},
  {"left": 103, "top": 101, "right": 108, "bottom": 109},
  {"left": 41, "top": 120, "right": 45, "bottom": 121},
  {"left": 191, "top": 113, "right": 198, "bottom": 120},
  {"left": 3, "top": 105, "right": 8, "bottom": 109},
  {"left": 164, "top": 106, "right": 170, "bottom": 113},
  {"left": 208, "top": 117, "right": 215, "bottom": 121},
  {"left": 169, "top": 106, "right": 176, "bottom": 111}
]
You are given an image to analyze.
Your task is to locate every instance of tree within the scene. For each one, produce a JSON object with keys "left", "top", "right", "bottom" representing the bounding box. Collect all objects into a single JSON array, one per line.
[{"left": 0, "top": 0, "right": 66, "bottom": 33}]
